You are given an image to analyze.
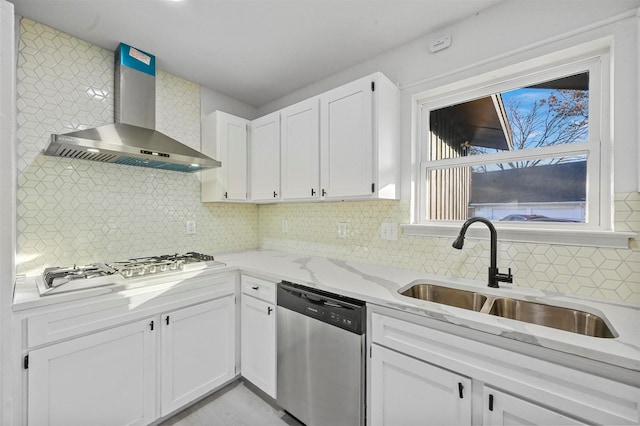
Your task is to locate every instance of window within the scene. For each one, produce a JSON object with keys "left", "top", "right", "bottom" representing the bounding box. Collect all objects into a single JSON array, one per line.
[{"left": 408, "top": 48, "right": 626, "bottom": 247}]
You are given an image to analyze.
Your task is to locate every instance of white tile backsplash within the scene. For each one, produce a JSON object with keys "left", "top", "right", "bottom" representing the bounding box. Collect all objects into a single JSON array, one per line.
[
  {"left": 258, "top": 197, "right": 640, "bottom": 304},
  {"left": 15, "top": 18, "right": 639, "bottom": 305},
  {"left": 16, "top": 18, "right": 258, "bottom": 275}
]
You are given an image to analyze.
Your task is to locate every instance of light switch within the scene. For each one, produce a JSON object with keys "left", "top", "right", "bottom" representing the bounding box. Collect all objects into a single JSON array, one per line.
[
  {"left": 338, "top": 223, "right": 347, "bottom": 239},
  {"left": 381, "top": 223, "right": 398, "bottom": 241},
  {"left": 186, "top": 220, "right": 196, "bottom": 234}
]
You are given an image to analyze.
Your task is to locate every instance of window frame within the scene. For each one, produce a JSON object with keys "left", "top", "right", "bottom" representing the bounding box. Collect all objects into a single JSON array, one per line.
[{"left": 405, "top": 44, "right": 632, "bottom": 248}]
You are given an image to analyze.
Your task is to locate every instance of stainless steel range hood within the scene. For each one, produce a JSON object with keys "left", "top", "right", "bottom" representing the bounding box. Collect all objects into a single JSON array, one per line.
[{"left": 44, "top": 43, "right": 220, "bottom": 172}]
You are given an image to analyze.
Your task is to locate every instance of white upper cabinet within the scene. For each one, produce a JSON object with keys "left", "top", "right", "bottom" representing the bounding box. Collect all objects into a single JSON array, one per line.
[
  {"left": 280, "top": 98, "right": 320, "bottom": 200},
  {"left": 250, "top": 112, "right": 281, "bottom": 202},
  {"left": 319, "top": 72, "right": 400, "bottom": 200},
  {"left": 201, "top": 111, "right": 249, "bottom": 202},
  {"left": 247, "top": 72, "right": 399, "bottom": 203}
]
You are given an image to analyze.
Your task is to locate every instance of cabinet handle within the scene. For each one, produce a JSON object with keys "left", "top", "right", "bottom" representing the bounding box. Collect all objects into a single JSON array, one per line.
[
  {"left": 273, "top": 191, "right": 278, "bottom": 198},
  {"left": 252, "top": 286, "right": 259, "bottom": 290},
  {"left": 311, "top": 188, "right": 316, "bottom": 196},
  {"left": 267, "top": 306, "right": 273, "bottom": 315},
  {"left": 488, "top": 394, "right": 494, "bottom": 411},
  {"left": 458, "top": 382, "right": 464, "bottom": 399},
  {"left": 149, "top": 320, "right": 154, "bottom": 331},
  {"left": 224, "top": 191, "right": 228, "bottom": 199},
  {"left": 165, "top": 316, "right": 170, "bottom": 325},
  {"left": 322, "top": 189, "right": 326, "bottom": 196}
]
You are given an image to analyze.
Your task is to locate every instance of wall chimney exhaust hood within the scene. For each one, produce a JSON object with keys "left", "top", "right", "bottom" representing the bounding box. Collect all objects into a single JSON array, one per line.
[{"left": 44, "top": 43, "right": 220, "bottom": 172}]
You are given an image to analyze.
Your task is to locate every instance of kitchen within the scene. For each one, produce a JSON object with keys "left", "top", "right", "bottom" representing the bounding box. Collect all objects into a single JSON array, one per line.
[{"left": 0, "top": 0, "right": 639, "bottom": 425}]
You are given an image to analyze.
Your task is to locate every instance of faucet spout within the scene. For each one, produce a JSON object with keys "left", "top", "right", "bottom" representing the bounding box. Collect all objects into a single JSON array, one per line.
[{"left": 452, "top": 217, "right": 512, "bottom": 288}]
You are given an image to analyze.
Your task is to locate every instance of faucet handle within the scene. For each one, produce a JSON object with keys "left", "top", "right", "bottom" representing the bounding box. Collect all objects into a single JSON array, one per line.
[{"left": 497, "top": 267, "right": 513, "bottom": 284}]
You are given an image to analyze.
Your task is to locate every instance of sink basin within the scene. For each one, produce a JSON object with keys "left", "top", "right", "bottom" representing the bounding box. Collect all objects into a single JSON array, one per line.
[
  {"left": 399, "top": 283, "right": 616, "bottom": 338},
  {"left": 400, "top": 284, "right": 487, "bottom": 311},
  {"left": 488, "top": 298, "right": 616, "bottom": 338}
]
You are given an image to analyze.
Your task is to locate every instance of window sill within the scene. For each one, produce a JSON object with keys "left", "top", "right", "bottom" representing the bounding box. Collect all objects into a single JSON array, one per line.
[{"left": 401, "top": 223, "right": 635, "bottom": 249}]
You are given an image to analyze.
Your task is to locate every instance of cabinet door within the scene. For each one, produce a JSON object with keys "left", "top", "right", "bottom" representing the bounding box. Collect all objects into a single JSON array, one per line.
[
  {"left": 251, "top": 112, "right": 280, "bottom": 201},
  {"left": 320, "top": 77, "right": 374, "bottom": 198},
  {"left": 483, "top": 387, "right": 586, "bottom": 426},
  {"left": 241, "top": 294, "right": 276, "bottom": 398},
  {"left": 224, "top": 115, "right": 249, "bottom": 200},
  {"left": 281, "top": 98, "right": 320, "bottom": 200},
  {"left": 370, "top": 344, "right": 471, "bottom": 426},
  {"left": 201, "top": 111, "right": 248, "bottom": 201},
  {"left": 28, "top": 319, "right": 156, "bottom": 426},
  {"left": 160, "top": 296, "right": 236, "bottom": 416}
]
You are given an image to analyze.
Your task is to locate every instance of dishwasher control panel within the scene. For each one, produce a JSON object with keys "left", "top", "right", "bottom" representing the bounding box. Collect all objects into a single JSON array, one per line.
[
  {"left": 277, "top": 281, "right": 366, "bottom": 334},
  {"left": 329, "top": 311, "right": 355, "bottom": 329}
]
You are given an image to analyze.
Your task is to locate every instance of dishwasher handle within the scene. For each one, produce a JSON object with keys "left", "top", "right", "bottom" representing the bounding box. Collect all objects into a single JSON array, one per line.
[
  {"left": 277, "top": 281, "right": 366, "bottom": 334},
  {"left": 278, "top": 281, "right": 365, "bottom": 310},
  {"left": 301, "top": 292, "right": 348, "bottom": 309}
]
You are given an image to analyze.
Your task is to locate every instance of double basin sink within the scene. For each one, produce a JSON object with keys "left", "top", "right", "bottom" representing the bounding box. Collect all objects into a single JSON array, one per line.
[{"left": 400, "top": 283, "right": 616, "bottom": 338}]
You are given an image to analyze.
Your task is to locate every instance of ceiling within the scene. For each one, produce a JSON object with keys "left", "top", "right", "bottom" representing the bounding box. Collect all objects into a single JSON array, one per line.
[{"left": 10, "top": 0, "right": 503, "bottom": 108}]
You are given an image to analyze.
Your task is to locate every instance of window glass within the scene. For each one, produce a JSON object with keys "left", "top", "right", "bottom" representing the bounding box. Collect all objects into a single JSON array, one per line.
[
  {"left": 429, "top": 72, "right": 589, "bottom": 161},
  {"left": 424, "top": 70, "right": 593, "bottom": 224},
  {"left": 426, "top": 156, "right": 587, "bottom": 222}
]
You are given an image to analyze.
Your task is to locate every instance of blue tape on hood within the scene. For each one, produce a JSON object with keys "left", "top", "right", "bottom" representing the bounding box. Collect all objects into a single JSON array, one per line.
[{"left": 118, "top": 43, "right": 155, "bottom": 76}]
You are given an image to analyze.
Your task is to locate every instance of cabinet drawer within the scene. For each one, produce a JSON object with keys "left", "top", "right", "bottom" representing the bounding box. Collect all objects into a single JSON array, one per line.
[
  {"left": 28, "top": 274, "right": 236, "bottom": 348},
  {"left": 241, "top": 275, "right": 276, "bottom": 304}
]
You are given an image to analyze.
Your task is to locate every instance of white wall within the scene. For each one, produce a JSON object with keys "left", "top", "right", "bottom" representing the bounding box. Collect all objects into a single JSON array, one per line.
[
  {"left": 257, "top": 0, "right": 640, "bottom": 195},
  {"left": 0, "top": 2, "right": 16, "bottom": 423},
  {"left": 201, "top": 85, "right": 258, "bottom": 121}
]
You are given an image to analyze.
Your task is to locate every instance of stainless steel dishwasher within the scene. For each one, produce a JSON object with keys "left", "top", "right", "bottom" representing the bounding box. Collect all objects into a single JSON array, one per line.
[{"left": 277, "top": 281, "right": 366, "bottom": 426}]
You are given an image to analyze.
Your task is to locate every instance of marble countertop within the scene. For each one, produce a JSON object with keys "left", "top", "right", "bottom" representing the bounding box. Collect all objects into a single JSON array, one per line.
[
  {"left": 13, "top": 249, "right": 640, "bottom": 372},
  {"left": 217, "top": 250, "right": 640, "bottom": 372}
]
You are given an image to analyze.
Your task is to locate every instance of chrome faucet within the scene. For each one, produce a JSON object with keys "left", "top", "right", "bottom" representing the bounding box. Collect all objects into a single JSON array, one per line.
[{"left": 452, "top": 217, "right": 513, "bottom": 288}]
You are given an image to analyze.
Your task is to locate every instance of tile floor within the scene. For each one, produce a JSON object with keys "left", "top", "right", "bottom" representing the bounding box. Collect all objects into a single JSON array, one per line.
[{"left": 160, "top": 381, "right": 302, "bottom": 426}]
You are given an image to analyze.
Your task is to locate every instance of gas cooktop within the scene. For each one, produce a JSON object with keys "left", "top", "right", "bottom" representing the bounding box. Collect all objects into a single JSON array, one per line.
[{"left": 36, "top": 252, "right": 225, "bottom": 296}]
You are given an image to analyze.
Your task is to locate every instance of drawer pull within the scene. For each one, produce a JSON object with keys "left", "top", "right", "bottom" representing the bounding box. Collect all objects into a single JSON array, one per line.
[
  {"left": 252, "top": 286, "right": 259, "bottom": 290},
  {"left": 267, "top": 307, "right": 273, "bottom": 315},
  {"left": 458, "top": 382, "right": 464, "bottom": 399}
]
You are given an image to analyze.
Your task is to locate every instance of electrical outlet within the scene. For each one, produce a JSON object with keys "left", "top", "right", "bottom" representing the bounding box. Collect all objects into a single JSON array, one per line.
[
  {"left": 186, "top": 220, "right": 196, "bottom": 235},
  {"left": 381, "top": 223, "right": 398, "bottom": 241},
  {"left": 282, "top": 219, "right": 288, "bottom": 233},
  {"left": 337, "top": 223, "right": 347, "bottom": 239}
]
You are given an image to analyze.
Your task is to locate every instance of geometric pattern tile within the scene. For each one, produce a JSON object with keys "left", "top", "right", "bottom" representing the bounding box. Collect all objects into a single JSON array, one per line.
[
  {"left": 14, "top": 19, "right": 640, "bottom": 305},
  {"left": 16, "top": 19, "right": 258, "bottom": 276},
  {"left": 258, "top": 197, "right": 640, "bottom": 304}
]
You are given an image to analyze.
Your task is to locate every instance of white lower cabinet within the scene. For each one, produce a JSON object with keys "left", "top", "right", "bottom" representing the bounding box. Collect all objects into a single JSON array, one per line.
[
  {"left": 240, "top": 275, "right": 276, "bottom": 398},
  {"left": 160, "top": 296, "right": 236, "bottom": 416},
  {"left": 370, "top": 311, "right": 639, "bottom": 426},
  {"left": 240, "top": 295, "right": 276, "bottom": 397},
  {"left": 370, "top": 344, "right": 471, "bottom": 426},
  {"left": 25, "top": 276, "right": 237, "bottom": 426},
  {"left": 483, "top": 386, "right": 586, "bottom": 426},
  {"left": 28, "top": 319, "right": 156, "bottom": 426}
]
